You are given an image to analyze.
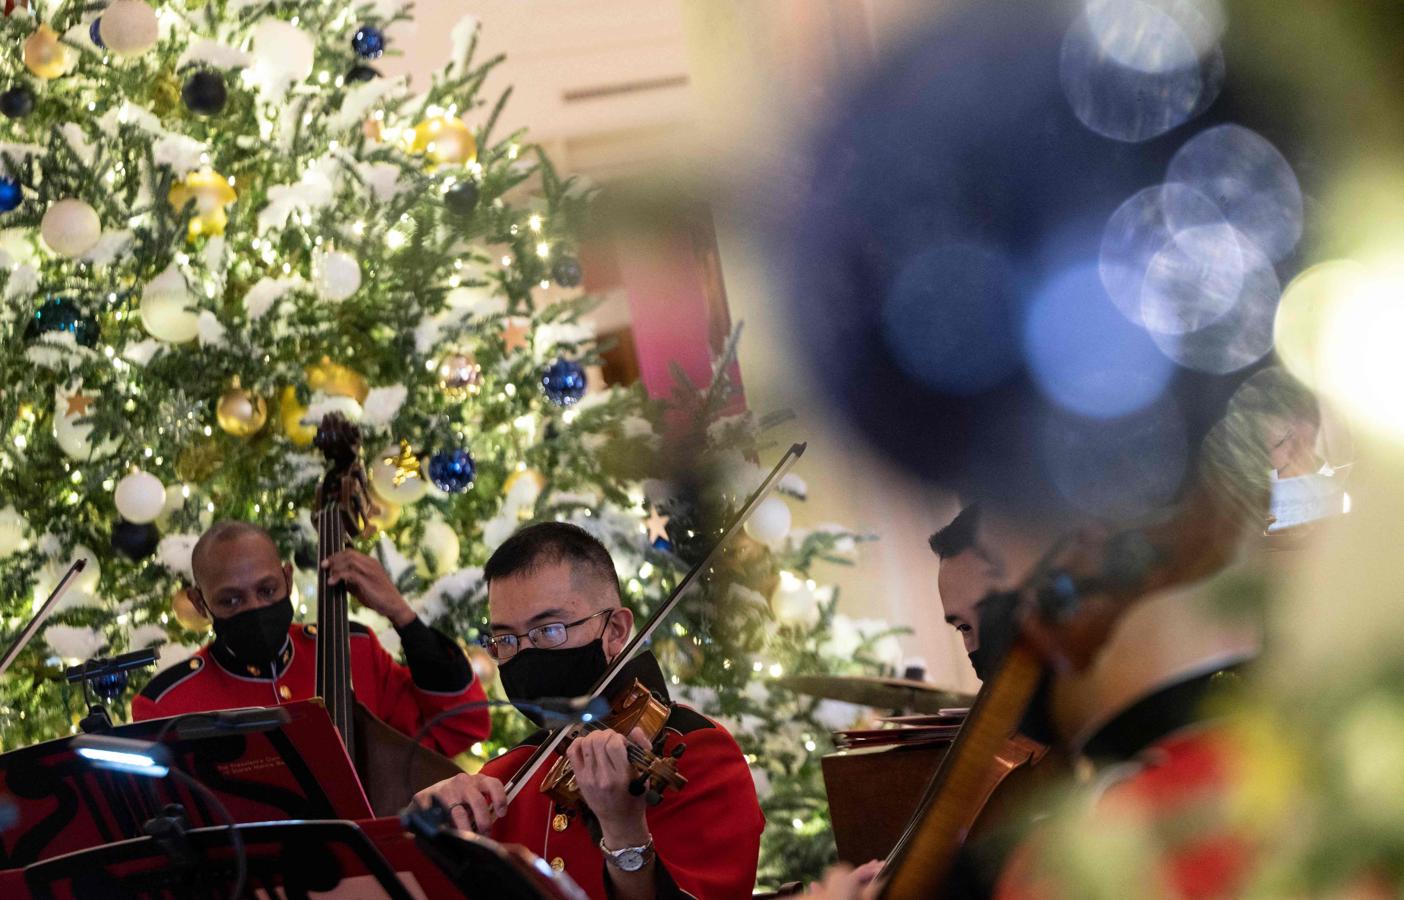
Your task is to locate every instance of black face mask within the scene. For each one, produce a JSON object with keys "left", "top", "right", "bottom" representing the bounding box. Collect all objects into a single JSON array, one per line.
[
  {"left": 967, "top": 590, "right": 1020, "bottom": 683},
  {"left": 212, "top": 596, "right": 294, "bottom": 665},
  {"left": 499, "top": 640, "right": 610, "bottom": 726}
]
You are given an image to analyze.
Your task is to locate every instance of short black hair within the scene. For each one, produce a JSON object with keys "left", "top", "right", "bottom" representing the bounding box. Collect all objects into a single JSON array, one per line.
[
  {"left": 929, "top": 505, "right": 981, "bottom": 560},
  {"left": 191, "top": 521, "right": 276, "bottom": 588},
  {"left": 484, "top": 521, "right": 622, "bottom": 601}
]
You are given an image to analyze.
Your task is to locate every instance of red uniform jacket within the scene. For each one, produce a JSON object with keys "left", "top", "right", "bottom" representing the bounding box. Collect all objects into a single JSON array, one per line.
[
  {"left": 480, "top": 654, "right": 764, "bottom": 899},
  {"left": 132, "top": 619, "right": 490, "bottom": 756}
]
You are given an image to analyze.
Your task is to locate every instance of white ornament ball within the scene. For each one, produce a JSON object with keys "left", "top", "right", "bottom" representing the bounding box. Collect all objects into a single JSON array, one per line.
[
  {"left": 772, "top": 573, "right": 822, "bottom": 628},
  {"left": 314, "top": 250, "right": 361, "bottom": 301},
  {"left": 415, "top": 519, "right": 461, "bottom": 579},
  {"left": 251, "top": 19, "right": 315, "bottom": 88},
  {"left": 54, "top": 393, "right": 119, "bottom": 461},
  {"left": 368, "top": 444, "right": 430, "bottom": 506},
  {"left": 114, "top": 470, "right": 167, "bottom": 524},
  {"left": 99, "top": 0, "right": 160, "bottom": 56},
  {"left": 744, "top": 497, "right": 792, "bottom": 547},
  {"left": 0, "top": 506, "right": 28, "bottom": 557},
  {"left": 140, "top": 265, "right": 198, "bottom": 343},
  {"left": 40, "top": 199, "right": 101, "bottom": 258}
]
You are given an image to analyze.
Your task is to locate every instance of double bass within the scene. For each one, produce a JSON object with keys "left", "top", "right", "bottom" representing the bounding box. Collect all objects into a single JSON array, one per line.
[{"left": 311, "top": 414, "right": 464, "bottom": 816}]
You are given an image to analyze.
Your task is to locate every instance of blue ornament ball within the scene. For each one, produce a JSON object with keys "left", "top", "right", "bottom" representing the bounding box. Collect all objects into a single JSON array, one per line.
[
  {"left": 89, "top": 17, "right": 105, "bottom": 49},
  {"left": 541, "top": 358, "right": 587, "bottom": 407},
  {"left": 0, "top": 176, "right": 20, "bottom": 212},
  {"left": 427, "top": 449, "right": 476, "bottom": 493},
  {"left": 351, "top": 25, "right": 386, "bottom": 59},
  {"left": 27, "top": 296, "right": 99, "bottom": 347}
]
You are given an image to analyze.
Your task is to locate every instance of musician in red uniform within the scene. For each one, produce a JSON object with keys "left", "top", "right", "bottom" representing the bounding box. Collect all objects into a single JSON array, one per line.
[
  {"left": 132, "top": 521, "right": 490, "bottom": 756},
  {"left": 413, "top": 522, "right": 764, "bottom": 900}
]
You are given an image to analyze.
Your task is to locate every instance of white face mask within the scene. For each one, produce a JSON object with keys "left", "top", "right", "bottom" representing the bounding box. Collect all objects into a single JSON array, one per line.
[{"left": 1268, "top": 471, "right": 1346, "bottom": 532}]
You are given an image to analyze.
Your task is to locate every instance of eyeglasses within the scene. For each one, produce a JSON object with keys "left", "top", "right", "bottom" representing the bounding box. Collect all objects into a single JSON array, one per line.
[{"left": 481, "top": 608, "right": 614, "bottom": 661}]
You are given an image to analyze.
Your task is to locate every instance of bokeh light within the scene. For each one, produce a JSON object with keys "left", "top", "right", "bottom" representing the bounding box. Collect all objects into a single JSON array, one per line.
[
  {"left": 1042, "top": 402, "right": 1189, "bottom": 519},
  {"left": 880, "top": 242, "right": 1022, "bottom": 395},
  {"left": 1023, "top": 263, "right": 1175, "bottom": 418},
  {"left": 1166, "top": 124, "right": 1302, "bottom": 262},
  {"left": 1139, "top": 222, "right": 1246, "bottom": 335},
  {"left": 1100, "top": 183, "right": 1229, "bottom": 328},
  {"left": 1317, "top": 263, "right": 1404, "bottom": 441},
  {"left": 1059, "top": 0, "right": 1223, "bottom": 143},
  {"left": 1274, "top": 260, "right": 1370, "bottom": 390}
]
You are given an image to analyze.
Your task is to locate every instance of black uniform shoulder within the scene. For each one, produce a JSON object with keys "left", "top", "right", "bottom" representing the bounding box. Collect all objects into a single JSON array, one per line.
[
  {"left": 663, "top": 703, "right": 717, "bottom": 737},
  {"left": 138, "top": 656, "right": 205, "bottom": 702},
  {"left": 349, "top": 621, "right": 371, "bottom": 636}
]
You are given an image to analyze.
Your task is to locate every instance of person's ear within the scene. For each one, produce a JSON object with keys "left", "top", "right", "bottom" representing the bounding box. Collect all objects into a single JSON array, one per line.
[
  {"left": 605, "top": 606, "right": 634, "bottom": 660},
  {"left": 282, "top": 562, "right": 294, "bottom": 595},
  {"left": 189, "top": 586, "right": 212, "bottom": 619}
]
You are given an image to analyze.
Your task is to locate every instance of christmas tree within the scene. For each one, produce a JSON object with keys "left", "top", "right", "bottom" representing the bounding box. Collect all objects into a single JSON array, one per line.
[{"left": 0, "top": 1, "right": 900, "bottom": 884}]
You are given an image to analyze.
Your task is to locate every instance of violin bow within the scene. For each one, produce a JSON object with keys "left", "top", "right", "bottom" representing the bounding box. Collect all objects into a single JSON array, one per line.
[{"left": 503, "top": 442, "right": 808, "bottom": 804}]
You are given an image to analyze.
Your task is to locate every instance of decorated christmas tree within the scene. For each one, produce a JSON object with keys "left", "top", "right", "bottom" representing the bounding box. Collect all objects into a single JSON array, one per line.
[{"left": 0, "top": 0, "right": 900, "bottom": 884}]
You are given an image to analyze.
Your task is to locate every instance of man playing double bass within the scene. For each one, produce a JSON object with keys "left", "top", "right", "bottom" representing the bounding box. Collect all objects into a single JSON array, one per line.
[
  {"left": 132, "top": 520, "right": 490, "bottom": 756},
  {"left": 413, "top": 522, "right": 764, "bottom": 900}
]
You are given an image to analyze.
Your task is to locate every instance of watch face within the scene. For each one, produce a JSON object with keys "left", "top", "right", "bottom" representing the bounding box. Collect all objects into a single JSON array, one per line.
[{"left": 615, "top": 849, "right": 645, "bottom": 872}]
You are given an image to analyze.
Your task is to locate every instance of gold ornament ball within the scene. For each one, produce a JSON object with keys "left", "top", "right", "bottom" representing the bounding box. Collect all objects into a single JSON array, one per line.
[
  {"left": 366, "top": 495, "right": 402, "bottom": 532},
  {"left": 502, "top": 467, "right": 546, "bottom": 498},
  {"left": 408, "top": 117, "right": 478, "bottom": 166},
  {"left": 173, "top": 588, "right": 211, "bottom": 632},
  {"left": 23, "top": 24, "right": 74, "bottom": 80},
  {"left": 437, "top": 353, "right": 482, "bottom": 395},
  {"left": 278, "top": 386, "right": 316, "bottom": 447},
  {"left": 306, "top": 357, "right": 369, "bottom": 403},
  {"left": 169, "top": 169, "right": 237, "bottom": 241},
  {"left": 466, "top": 644, "right": 497, "bottom": 687},
  {"left": 216, "top": 387, "right": 268, "bottom": 437}
]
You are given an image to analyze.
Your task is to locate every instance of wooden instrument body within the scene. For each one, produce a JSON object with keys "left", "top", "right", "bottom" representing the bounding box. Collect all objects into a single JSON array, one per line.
[
  {"left": 539, "top": 678, "right": 686, "bottom": 809},
  {"left": 312, "top": 414, "right": 464, "bottom": 816}
]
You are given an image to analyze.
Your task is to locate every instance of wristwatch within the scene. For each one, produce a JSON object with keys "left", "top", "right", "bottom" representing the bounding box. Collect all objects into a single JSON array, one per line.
[{"left": 599, "top": 836, "right": 654, "bottom": 872}]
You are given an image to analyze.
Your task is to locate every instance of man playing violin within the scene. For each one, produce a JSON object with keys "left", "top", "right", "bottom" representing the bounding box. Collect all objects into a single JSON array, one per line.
[
  {"left": 132, "top": 520, "right": 491, "bottom": 756},
  {"left": 413, "top": 521, "right": 764, "bottom": 900}
]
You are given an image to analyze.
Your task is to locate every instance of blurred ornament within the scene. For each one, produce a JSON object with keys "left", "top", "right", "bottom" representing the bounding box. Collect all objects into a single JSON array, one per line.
[
  {"left": 26, "top": 297, "right": 98, "bottom": 347},
  {"left": 0, "top": 86, "right": 33, "bottom": 119},
  {"left": 415, "top": 519, "right": 460, "bottom": 578},
  {"left": 656, "top": 638, "right": 703, "bottom": 681},
  {"left": 139, "top": 266, "right": 198, "bottom": 343},
  {"left": 168, "top": 168, "right": 236, "bottom": 240},
  {"left": 216, "top": 382, "right": 267, "bottom": 437},
  {"left": 466, "top": 644, "right": 497, "bottom": 687},
  {"left": 40, "top": 199, "right": 101, "bottom": 257},
  {"left": 427, "top": 449, "right": 476, "bottom": 493},
  {"left": 541, "top": 358, "right": 587, "bottom": 407},
  {"left": 172, "top": 587, "right": 210, "bottom": 631},
  {"left": 306, "top": 357, "right": 369, "bottom": 403},
  {"left": 278, "top": 386, "right": 316, "bottom": 447},
  {"left": 88, "top": 17, "right": 105, "bottom": 48},
  {"left": 744, "top": 497, "right": 792, "bottom": 547},
  {"left": 54, "top": 390, "right": 118, "bottom": 460},
  {"left": 23, "top": 24, "right": 74, "bottom": 79},
  {"left": 367, "top": 495, "right": 401, "bottom": 532},
  {"left": 351, "top": 24, "right": 385, "bottom": 58},
  {"left": 313, "top": 249, "right": 361, "bottom": 301},
  {"left": 111, "top": 520, "right": 159, "bottom": 562},
  {"left": 0, "top": 505, "right": 28, "bottom": 557},
  {"left": 174, "top": 438, "right": 222, "bottom": 482},
  {"left": 114, "top": 469, "right": 166, "bottom": 523},
  {"left": 502, "top": 317, "right": 530, "bottom": 353},
  {"left": 369, "top": 441, "right": 429, "bottom": 506},
  {"left": 99, "top": 0, "right": 159, "bottom": 56},
  {"left": 503, "top": 467, "right": 546, "bottom": 501},
  {"left": 0, "top": 176, "right": 21, "bottom": 212},
  {"left": 251, "top": 19, "right": 314, "bottom": 90},
  {"left": 407, "top": 117, "right": 477, "bottom": 166},
  {"left": 444, "top": 181, "right": 479, "bottom": 216},
  {"left": 644, "top": 507, "right": 670, "bottom": 548},
  {"left": 552, "top": 256, "right": 582, "bottom": 288},
  {"left": 346, "top": 64, "right": 379, "bottom": 83},
  {"left": 771, "top": 571, "right": 822, "bottom": 628},
  {"left": 437, "top": 352, "right": 482, "bottom": 396},
  {"left": 181, "top": 69, "right": 227, "bottom": 116}
]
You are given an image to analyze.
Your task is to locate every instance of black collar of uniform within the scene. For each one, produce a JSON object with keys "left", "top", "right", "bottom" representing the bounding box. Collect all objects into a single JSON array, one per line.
[
  {"left": 1080, "top": 664, "right": 1244, "bottom": 763},
  {"left": 210, "top": 634, "right": 294, "bottom": 680},
  {"left": 517, "top": 650, "right": 671, "bottom": 747}
]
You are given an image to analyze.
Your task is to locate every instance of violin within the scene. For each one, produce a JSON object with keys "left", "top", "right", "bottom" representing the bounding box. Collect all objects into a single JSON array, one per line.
[
  {"left": 501, "top": 442, "right": 808, "bottom": 808},
  {"left": 540, "top": 678, "right": 688, "bottom": 811}
]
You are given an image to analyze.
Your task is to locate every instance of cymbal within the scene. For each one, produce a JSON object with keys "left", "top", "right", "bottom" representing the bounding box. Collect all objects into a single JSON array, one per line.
[{"left": 772, "top": 675, "right": 975, "bottom": 714}]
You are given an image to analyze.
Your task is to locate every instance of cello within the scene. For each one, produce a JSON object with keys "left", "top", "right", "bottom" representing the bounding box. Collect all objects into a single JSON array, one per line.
[
  {"left": 311, "top": 413, "right": 464, "bottom": 816},
  {"left": 874, "top": 486, "right": 1247, "bottom": 898}
]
